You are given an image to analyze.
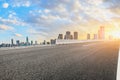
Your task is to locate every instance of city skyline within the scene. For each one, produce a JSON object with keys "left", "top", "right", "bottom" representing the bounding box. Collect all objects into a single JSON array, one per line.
[
  {"left": 0, "top": 26, "right": 105, "bottom": 47},
  {"left": 0, "top": 0, "right": 120, "bottom": 43},
  {"left": 0, "top": 26, "right": 117, "bottom": 45}
]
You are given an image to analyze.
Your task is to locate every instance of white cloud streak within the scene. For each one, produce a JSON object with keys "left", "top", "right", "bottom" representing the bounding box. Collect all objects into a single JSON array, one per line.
[
  {"left": 14, "top": 33, "right": 22, "bottom": 37},
  {"left": 0, "top": 24, "right": 14, "bottom": 30}
]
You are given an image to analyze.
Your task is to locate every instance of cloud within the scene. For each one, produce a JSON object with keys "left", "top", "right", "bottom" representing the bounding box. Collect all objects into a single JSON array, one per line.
[
  {"left": 8, "top": 0, "right": 120, "bottom": 26},
  {"left": 44, "top": 9, "right": 50, "bottom": 14},
  {"left": 2, "top": 3, "right": 9, "bottom": 8},
  {"left": 14, "top": 33, "right": 22, "bottom": 37},
  {"left": 8, "top": 11, "right": 17, "bottom": 19},
  {"left": 104, "top": 0, "right": 120, "bottom": 15},
  {"left": 1, "top": 0, "right": 120, "bottom": 40},
  {"left": 11, "top": 0, "right": 31, "bottom": 7},
  {"left": 26, "top": 0, "right": 120, "bottom": 38},
  {"left": 28, "top": 28, "right": 48, "bottom": 36},
  {"left": 24, "top": 1, "right": 31, "bottom": 7},
  {"left": 0, "top": 24, "right": 14, "bottom": 30},
  {"left": 87, "top": 0, "right": 103, "bottom": 5},
  {"left": 0, "top": 17, "right": 27, "bottom": 27}
]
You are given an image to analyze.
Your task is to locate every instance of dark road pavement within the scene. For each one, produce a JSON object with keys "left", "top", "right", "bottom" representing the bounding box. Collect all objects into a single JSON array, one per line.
[{"left": 0, "top": 41, "right": 119, "bottom": 80}]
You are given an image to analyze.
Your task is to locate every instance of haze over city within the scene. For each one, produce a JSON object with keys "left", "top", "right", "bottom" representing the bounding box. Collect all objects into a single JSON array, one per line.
[{"left": 0, "top": 0, "right": 120, "bottom": 43}]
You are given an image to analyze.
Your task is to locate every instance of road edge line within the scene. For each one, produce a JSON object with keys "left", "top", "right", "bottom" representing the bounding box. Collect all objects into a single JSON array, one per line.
[{"left": 117, "top": 47, "right": 120, "bottom": 80}]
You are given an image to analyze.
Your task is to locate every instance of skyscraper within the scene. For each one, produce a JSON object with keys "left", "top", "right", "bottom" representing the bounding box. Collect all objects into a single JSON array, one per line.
[
  {"left": 58, "top": 34, "right": 63, "bottom": 39},
  {"left": 16, "top": 40, "right": 20, "bottom": 46},
  {"left": 87, "top": 34, "right": 90, "bottom": 40},
  {"left": 70, "top": 35, "right": 73, "bottom": 39},
  {"left": 51, "top": 39, "right": 56, "bottom": 44},
  {"left": 11, "top": 39, "right": 14, "bottom": 46},
  {"left": 64, "top": 31, "right": 71, "bottom": 39},
  {"left": 43, "top": 40, "right": 46, "bottom": 45},
  {"left": 31, "top": 41, "right": 33, "bottom": 45},
  {"left": 98, "top": 30, "right": 101, "bottom": 39},
  {"left": 74, "top": 32, "right": 78, "bottom": 40},
  {"left": 66, "top": 31, "right": 71, "bottom": 35},
  {"left": 26, "top": 36, "right": 29, "bottom": 43},
  {"left": 100, "top": 26, "right": 105, "bottom": 39},
  {"left": 98, "top": 26, "right": 105, "bottom": 39}
]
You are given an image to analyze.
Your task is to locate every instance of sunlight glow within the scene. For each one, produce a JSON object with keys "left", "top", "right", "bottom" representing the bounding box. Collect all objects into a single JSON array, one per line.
[
  {"left": 108, "top": 23, "right": 120, "bottom": 39},
  {"left": 111, "top": 31, "right": 120, "bottom": 39}
]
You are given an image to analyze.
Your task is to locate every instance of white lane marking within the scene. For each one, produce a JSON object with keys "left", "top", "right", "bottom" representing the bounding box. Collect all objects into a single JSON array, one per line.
[{"left": 117, "top": 47, "right": 120, "bottom": 80}]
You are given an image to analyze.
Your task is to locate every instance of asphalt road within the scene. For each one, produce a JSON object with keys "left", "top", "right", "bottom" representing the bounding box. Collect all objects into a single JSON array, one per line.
[{"left": 0, "top": 41, "right": 119, "bottom": 80}]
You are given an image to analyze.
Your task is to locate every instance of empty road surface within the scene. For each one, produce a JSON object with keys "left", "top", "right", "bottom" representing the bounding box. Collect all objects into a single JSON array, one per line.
[{"left": 0, "top": 41, "right": 119, "bottom": 80}]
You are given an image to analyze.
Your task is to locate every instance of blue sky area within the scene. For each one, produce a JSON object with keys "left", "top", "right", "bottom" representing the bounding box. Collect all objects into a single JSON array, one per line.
[{"left": 0, "top": 0, "right": 120, "bottom": 43}]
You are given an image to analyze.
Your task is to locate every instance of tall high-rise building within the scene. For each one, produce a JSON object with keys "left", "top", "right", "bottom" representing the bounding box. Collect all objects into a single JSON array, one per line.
[
  {"left": 43, "top": 40, "right": 46, "bottom": 45},
  {"left": 100, "top": 26, "right": 105, "bottom": 39},
  {"left": 11, "top": 39, "right": 14, "bottom": 46},
  {"left": 26, "top": 36, "right": 29, "bottom": 43},
  {"left": 87, "top": 34, "right": 90, "bottom": 40},
  {"left": 16, "top": 40, "right": 20, "bottom": 46},
  {"left": 98, "top": 26, "right": 105, "bottom": 39},
  {"left": 58, "top": 34, "right": 63, "bottom": 39},
  {"left": 64, "top": 31, "right": 71, "bottom": 39},
  {"left": 98, "top": 30, "right": 101, "bottom": 39},
  {"left": 51, "top": 39, "right": 56, "bottom": 44},
  {"left": 64, "top": 35, "right": 67, "bottom": 39},
  {"left": 31, "top": 41, "right": 33, "bottom": 45},
  {"left": 74, "top": 32, "right": 78, "bottom": 40},
  {"left": 66, "top": 31, "right": 71, "bottom": 35},
  {"left": 70, "top": 35, "right": 73, "bottom": 39}
]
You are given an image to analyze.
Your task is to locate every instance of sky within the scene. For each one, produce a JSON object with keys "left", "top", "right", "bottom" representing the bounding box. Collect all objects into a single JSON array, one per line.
[{"left": 0, "top": 0, "right": 120, "bottom": 43}]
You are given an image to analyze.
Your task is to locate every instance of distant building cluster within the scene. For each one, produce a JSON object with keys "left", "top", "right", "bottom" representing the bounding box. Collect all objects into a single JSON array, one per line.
[
  {"left": 0, "top": 26, "right": 107, "bottom": 48},
  {"left": 58, "top": 31, "right": 78, "bottom": 40},
  {"left": 58, "top": 26, "right": 105, "bottom": 41},
  {"left": 0, "top": 37, "right": 38, "bottom": 48},
  {"left": 87, "top": 26, "right": 105, "bottom": 40}
]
